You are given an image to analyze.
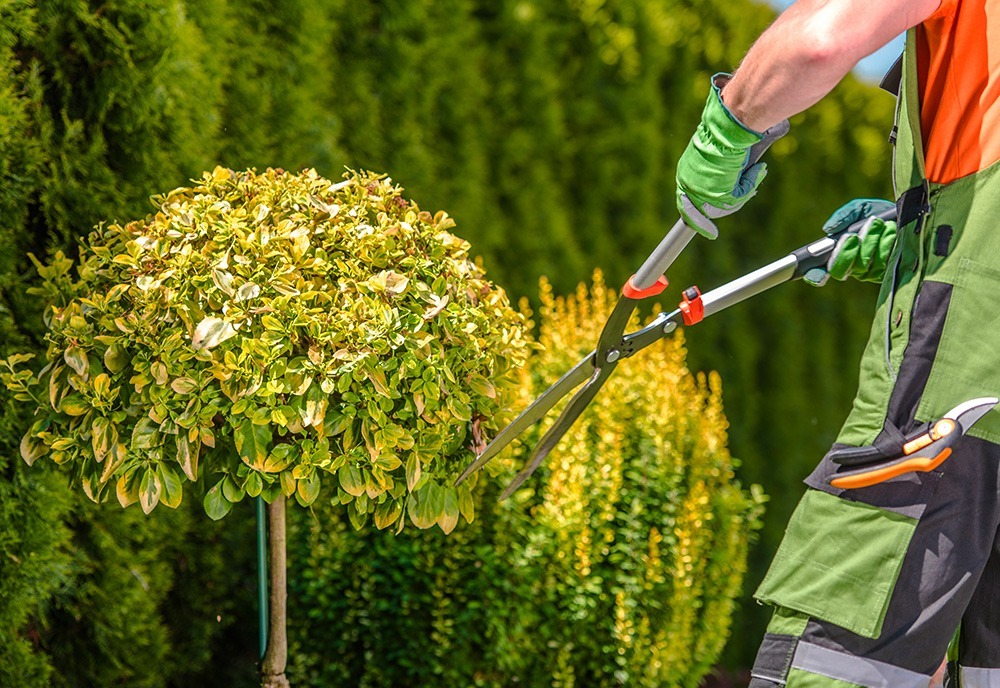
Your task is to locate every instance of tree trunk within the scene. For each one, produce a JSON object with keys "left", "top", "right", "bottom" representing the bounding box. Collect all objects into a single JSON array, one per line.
[{"left": 261, "top": 495, "right": 290, "bottom": 688}]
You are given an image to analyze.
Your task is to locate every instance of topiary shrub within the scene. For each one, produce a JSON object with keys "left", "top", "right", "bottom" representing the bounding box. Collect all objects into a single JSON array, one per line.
[
  {"left": 2, "top": 167, "right": 528, "bottom": 529},
  {"left": 1, "top": 167, "right": 530, "bottom": 685},
  {"left": 286, "top": 273, "right": 766, "bottom": 687}
]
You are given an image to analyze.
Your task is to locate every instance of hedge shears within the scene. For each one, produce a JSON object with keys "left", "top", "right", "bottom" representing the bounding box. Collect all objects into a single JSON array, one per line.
[{"left": 454, "top": 127, "right": 935, "bottom": 498}]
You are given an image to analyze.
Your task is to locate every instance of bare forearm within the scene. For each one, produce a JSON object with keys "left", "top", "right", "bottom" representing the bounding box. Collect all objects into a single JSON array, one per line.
[{"left": 721, "top": 0, "right": 941, "bottom": 132}]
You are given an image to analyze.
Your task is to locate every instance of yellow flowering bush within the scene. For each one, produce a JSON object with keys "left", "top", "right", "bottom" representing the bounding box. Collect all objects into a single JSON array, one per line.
[{"left": 287, "top": 273, "right": 765, "bottom": 687}]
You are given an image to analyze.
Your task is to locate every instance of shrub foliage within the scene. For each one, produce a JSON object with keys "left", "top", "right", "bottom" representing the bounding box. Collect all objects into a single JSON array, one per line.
[
  {"left": 3, "top": 169, "right": 528, "bottom": 533},
  {"left": 286, "top": 275, "right": 765, "bottom": 687}
]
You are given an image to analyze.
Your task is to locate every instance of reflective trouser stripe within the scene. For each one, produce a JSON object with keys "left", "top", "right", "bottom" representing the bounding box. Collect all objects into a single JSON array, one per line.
[
  {"left": 790, "top": 641, "right": 929, "bottom": 688},
  {"left": 962, "top": 667, "right": 1000, "bottom": 687}
]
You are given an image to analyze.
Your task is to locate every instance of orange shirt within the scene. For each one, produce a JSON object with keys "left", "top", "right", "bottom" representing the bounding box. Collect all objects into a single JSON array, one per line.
[{"left": 917, "top": 0, "right": 1000, "bottom": 184}]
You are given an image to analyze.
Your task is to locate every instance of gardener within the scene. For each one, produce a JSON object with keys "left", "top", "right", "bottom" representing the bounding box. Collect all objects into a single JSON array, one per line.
[{"left": 676, "top": 0, "right": 1000, "bottom": 686}]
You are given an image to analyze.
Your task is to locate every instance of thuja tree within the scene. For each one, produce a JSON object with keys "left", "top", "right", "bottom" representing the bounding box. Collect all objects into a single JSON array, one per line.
[{"left": 1, "top": 168, "right": 529, "bottom": 687}]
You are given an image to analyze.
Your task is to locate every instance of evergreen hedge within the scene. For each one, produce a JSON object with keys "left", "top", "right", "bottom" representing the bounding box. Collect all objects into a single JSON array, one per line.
[{"left": 1, "top": 0, "right": 896, "bottom": 678}]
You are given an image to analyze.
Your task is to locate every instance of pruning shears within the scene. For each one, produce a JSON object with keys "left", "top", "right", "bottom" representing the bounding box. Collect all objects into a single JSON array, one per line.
[
  {"left": 455, "top": 124, "right": 905, "bottom": 499},
  {"left": 827, "top": 397, "right": 999, "bottom": 490}
]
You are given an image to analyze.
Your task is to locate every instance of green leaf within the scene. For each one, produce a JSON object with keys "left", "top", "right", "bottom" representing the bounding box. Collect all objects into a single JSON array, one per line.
[
  {"left": 426, "top": 481, "right": 445, "bottom": 519},
  {"left": 204, "top": 480, "right": 233, "bottom": 520},
  {"left": 176, "top": 433, "right": 199, "bottom": 481},
  {"left": 450, "top": 399, "right": 472, "bottom": 422},
  {"left": 245, "top": 472, "right": 263, "bottom": 498},
  {"left": 139, "top": 469, "right": 161, "bottom": 514},
  {"left": 407, "top": 491, "right": 435, "bottom": 529},
  {"left": 222, "top": 475, "right": 244, "bottom": 503},
  {"left": 131, "top": 417, "right": 160, "bottom": 450},
  {"left": 159, "top": 465, "right": 183, "bottom": 508},
  {"left": 458, "top": 483, "right": 475, "bottom": 523},
  {"left": 192, "top": 316, "right": 238, "bottom": 350},
  {"left": 338, "top": 463, "right": 365, "bottom": 497},
  {"left": 261, "top": 315, "right": 283, "bottom": 331},
  {"left": 64, "top": 346, "right": 88, "bottom": 376},
  {"left": 280, "top": 471, "right": 296, "bottom": 498},
  {"left": 296, "top": 472, "right": 321, "bottom": 505},
  {"left": 235, "top": 422, "right": 271, "bottom": 470},
  {"left": 20, "top": 432, "right": 46, "bottom": 466},
  {"left": 60, "top": 393, "right": 90, "bottom": 417},
  {"left": 373, "top": 499, "right": 402, "bottom": 529},
  {"left": 104, "top": 343, "right": 129, "bottom": 374},
  {"left": 405, "top": 453, "right": 421, "bottom": 492},
  {"left": 438, "top": 486, "right": 460, "bottom": 534}
]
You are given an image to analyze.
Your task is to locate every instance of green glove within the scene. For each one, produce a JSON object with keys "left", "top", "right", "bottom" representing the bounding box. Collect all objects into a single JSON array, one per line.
[
  {"left": 675, "top": 73, "right": 767, "bottom": 239},
  {"left": 803, "top": 199, "right": 898, "bottom": 287}
]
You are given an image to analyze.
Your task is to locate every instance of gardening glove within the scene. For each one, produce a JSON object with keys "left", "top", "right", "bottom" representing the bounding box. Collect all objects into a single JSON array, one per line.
[
  {"left": 802, "top": 198, "right": 898, "bottom": 287},
  {"left": 675, "top": 73, "right": 771, "bottom": 239}
]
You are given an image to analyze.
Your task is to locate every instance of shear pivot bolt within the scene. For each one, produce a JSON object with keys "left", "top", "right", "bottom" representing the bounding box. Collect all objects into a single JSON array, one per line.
[
  {"left": 662, "top": 322, "right": 677, "bottom": 334},
  {"left": 606, "top": 350, "right": 621, "bottom": 363}
]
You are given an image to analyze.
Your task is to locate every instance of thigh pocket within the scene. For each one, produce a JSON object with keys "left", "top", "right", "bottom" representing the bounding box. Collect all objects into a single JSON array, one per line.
[
  {"left": 754, "top": 489, "right": 917, "bottom": 639},
  {"left": 918, "top": 259, "right": 1000, "bottom": 442}
]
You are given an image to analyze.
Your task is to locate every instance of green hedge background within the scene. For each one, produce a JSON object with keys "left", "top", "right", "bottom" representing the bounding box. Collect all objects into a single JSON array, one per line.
[{"left": 0, "top": 0, "right": 895, "bottom": 683}]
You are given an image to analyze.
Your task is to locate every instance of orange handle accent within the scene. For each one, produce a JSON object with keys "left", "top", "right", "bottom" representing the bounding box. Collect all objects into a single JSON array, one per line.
[
  {"left": 902, "top": 434, "right": 933, "bottom": 456},
  {"left": 679, "top": 286, "right": 705, "bottom": 326},
  {"left": 902, "top": 419, "right": 956, "bottom": 456},
  {"left": 622, "top": 275, "right": 668, "bottom": 300},
  {"left": 830, "top": 447, "right": 952, "bottom": 490}
]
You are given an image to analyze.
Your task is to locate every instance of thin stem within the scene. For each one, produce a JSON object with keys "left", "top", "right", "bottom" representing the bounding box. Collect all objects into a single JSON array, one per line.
[{"left": 260, "top": 495, "right": 290, "bottom": 688}]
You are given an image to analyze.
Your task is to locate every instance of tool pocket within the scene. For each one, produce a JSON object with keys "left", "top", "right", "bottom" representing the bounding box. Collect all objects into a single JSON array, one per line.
[
  {"left": 754, "top": 487, "right": 924, "bottom": 639},
  {"left": 918, "top": 259, "right": 1000, "bottom": 442}
]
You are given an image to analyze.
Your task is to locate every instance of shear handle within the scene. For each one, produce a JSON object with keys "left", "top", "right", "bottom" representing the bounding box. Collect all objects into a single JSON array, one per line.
[{"left": 631, "top": 120, "right": 790, "bottom": 291}]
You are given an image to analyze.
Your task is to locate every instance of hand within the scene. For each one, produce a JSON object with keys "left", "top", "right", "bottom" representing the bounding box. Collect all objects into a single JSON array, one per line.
[
  {"left": 675, "top": 73, "right": 768, "bottom": 239},
  {"left": 803, "top": 199, "right": 898, "bottom": 287}
]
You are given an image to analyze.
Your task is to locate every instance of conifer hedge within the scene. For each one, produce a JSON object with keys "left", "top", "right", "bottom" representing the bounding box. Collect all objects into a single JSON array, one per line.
[{"left": 1, "top": 0, "right": 896, "bottom": 679}]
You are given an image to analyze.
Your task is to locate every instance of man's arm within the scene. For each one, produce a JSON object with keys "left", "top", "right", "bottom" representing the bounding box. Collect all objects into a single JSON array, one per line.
[{"left": 722, "top": 0, "right": 942, "bottom": 133}]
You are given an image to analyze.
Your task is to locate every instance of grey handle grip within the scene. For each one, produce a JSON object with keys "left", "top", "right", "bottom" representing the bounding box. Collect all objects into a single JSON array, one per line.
[
  {"left": 789, "top": 207, "right": 898, "bottom": 279},
  {"left": 631, "top": 119, "right": 791, "bottom": 291},
  {"left": 701, "top": 206, "right": 898, "bottom": 318}
]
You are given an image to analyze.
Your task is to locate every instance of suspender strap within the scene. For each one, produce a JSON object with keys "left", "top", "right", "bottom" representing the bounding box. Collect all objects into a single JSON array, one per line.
[
  {"left": 880, "top": 53, "right": 904, "bottom": 97},
  {"left": 896, "top": 182, "right": 931, "bottom": 230}
]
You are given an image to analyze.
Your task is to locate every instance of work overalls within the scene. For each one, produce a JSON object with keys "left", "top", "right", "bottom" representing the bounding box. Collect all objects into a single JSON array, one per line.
[{"left": 747, "top": 28, "right": 1000, "bottom": 688}]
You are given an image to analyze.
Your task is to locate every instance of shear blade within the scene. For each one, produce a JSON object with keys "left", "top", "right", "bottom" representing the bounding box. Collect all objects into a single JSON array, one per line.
[
  {"left": 499, "top": 367, "right": 610, "bottom": 500},
  {"left": 454, "top": 354, "right": 595, "bottom": 485}
]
